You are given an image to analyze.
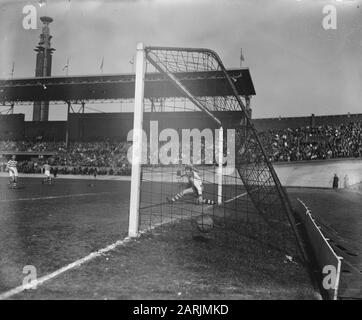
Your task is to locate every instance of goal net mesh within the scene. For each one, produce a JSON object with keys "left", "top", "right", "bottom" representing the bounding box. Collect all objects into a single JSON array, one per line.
[{"left": 136, "top": 47, "right": 302, "bottom": 258}]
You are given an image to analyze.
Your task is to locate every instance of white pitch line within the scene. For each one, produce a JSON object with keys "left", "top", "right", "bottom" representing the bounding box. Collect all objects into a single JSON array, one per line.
[
  {"left": 224, "top": 191, "right": 248, "bottom": 204},
  {"left": 0, "top": 213, "right": 182, "bottom": 300},
  {"left": 226, "top": 187, "right": 259, "bottom": 204},
  {"left": 0, "top": 236, "right": 132, "bottom": 300},
  {"left": 0, "top": 192, "right": 116, "bottom": 203},
  {"left": 0, "top": 190, "right": 252, "bottom": 299}
]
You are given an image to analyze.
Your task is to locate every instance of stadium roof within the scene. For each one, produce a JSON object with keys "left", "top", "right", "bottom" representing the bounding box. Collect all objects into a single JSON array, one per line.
[{"left": 0, "top": 69, "right": 255, "bottom": 103}]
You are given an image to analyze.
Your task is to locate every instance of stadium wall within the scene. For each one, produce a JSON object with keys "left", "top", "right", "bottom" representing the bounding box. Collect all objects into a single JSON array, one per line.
[
  {"left": 24, "top": 121, "right": 66, "bottom": 141},
  {"left": 0, "top": 114, "right": 24, "bottom": 140},
  {"left": 68, "top": 111, "right": 244, "bottom": 141},
  {"left": 296, "top": 199, "right": 342, "bottom": 300},
  {"left": 66, "top": 112, "right": 362, "bottom": 140},
  {"left": 2, "top": 112, "right": 362, "bottom": 141}
]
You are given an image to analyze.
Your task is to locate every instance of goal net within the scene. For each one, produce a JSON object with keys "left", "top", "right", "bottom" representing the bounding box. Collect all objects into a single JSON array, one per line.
[{"left": 129, "top": 44, "right": 304, "bottom": 258}]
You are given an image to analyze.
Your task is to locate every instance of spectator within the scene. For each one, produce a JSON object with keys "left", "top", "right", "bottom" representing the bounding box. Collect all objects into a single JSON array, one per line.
[
  {"left": 333, "top": 173, "right": 339, "bottom": 189},
  {"left": 53, "top": 166, "right": 58, "bottom": 178}
]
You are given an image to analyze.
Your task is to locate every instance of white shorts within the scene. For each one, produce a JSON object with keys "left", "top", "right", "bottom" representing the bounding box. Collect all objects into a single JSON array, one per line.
[
  {"left": 9, "top": 168, "right": 18, "bottom": 178},
  {"left": 192, "top": 181, "right": 203, "bottom": 196},
  {"left": 45, "top": 170, "right": 50, "bottom": 177}
]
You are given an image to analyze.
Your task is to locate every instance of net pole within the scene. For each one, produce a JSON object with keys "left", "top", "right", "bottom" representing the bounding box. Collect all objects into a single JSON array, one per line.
[
  {"left": 128, "top": 42, "right": 146, "bottom": 237},
  {"left": 218, "top": 126, "right": 223, "bottom": 205}
]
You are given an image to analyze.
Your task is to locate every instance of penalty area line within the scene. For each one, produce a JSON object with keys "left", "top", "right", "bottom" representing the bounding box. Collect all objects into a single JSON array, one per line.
[
  {"left": 0, "top": 209, "right": 184, "bottom": 300},
  {"left": 0, "top": 236, "right": 134, "bottom": 300}
]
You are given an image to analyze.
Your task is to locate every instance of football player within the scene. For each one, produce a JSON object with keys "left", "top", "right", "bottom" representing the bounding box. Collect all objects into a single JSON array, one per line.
[
  {"left": 167, "top": 165, "right": 215, "bottom": 205},
  {"left": 42, "top": 161, "right": 52, "bottom": 184},
  {"left": 6, "top": 155, "right": 18, "bottom": 189}
]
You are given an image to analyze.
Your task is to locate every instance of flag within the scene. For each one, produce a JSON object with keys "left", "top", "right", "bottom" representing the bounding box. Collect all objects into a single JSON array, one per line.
[
  {"left": 62, "top": 58, "right": 69, "bottom": 71},
  {"left": 129, "top": 55, "right": 135, "bottom": 72},
  {"left": 100, "top": 56, "right": 104, "bottom": 72},
  {"left": 11, "top": 61, "right": 15, "bottom": 77},
  {"left": 240, "top": 48, "right": 244, "bottom": 66},
  {"left": 62, "top": 58, "right": 70, "bottom": 76}
]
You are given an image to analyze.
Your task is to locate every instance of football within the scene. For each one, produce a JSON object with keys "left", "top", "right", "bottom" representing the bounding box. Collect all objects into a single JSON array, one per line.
[{"left": 196, "top": 215, "right": 214, "bottom": 233}]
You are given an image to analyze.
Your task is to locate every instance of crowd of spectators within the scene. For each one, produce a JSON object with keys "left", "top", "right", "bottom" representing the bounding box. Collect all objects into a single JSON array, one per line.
[
  {"left": 0, "top": 140, "right": 56, "bottom": 153},
  {"left": 0, "top": 140, "right": 131, "bottom": 176},
  {"left": 259, "top": 121, "right": 362, "bottom": 162},
  {"left": 1, "top": 120, "right": 362, "bottom": 174}
]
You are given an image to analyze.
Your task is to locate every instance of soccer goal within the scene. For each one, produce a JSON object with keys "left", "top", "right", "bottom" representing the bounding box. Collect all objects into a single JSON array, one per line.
[{"left": 128, "top": 43, "right": 305, "bottom": 258}]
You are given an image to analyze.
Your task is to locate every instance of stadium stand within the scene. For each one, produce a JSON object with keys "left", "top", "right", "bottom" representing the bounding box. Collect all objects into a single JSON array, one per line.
[
  {"left": 2, "top": 118, "right": 362, "bottom": 176},
  {"left": 259, "top": 121, "right": 362, "bottom": 162},
  {"left": 0, "top": 140, "right": 131, "bottom": 175},
  {"left": 2, "top": 119, "right": 362, "bottom": 175}
]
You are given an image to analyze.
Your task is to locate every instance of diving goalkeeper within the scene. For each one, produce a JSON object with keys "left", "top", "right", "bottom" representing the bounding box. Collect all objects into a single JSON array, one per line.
[{"left": 167, "top": 165, "right": 215, "bottom": 205}]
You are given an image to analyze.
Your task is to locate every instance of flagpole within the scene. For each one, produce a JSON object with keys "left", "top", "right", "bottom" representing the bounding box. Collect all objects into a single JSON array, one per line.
[
  {"left": 63, "top": 58, "right": 69, "bottom": 76},
  {"left": 240, "top": 47, "right": 247, "bottom": 68},
  {"left": 130, "top": 55, "right": 135, "bottom": 73},
  {"left": 100, "top": 56, "right": 104, "bottom": 74},
  {"left": 11, "top": 62, "right": 15, "bottom": 79}
]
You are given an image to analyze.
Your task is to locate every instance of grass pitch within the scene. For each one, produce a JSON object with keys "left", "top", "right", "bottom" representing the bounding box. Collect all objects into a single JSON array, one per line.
[{"left": 0, "top": 177, "right": 316, "bottom": 299}]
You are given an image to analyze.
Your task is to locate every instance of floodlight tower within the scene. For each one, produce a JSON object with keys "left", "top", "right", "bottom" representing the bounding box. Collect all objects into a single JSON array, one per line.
[{"left": 33, "top": 16, "right": 55, "bottom": 121}]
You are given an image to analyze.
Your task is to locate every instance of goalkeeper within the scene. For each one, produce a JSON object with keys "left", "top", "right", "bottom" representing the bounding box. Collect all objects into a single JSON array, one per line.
[{"left": 167, "top": 165, "right": 215, "bottom": 205}]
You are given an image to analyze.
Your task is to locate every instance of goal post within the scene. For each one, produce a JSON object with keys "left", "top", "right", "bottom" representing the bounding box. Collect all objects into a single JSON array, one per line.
[
  {"left": 128, "top": 42, "right": 146, "bottom": 237},
  {"left": 217, "top": 126, "right": 223, "bottom": 205},
  {"left": 127, "top": 45, "right": 306, "bottom": 262}
]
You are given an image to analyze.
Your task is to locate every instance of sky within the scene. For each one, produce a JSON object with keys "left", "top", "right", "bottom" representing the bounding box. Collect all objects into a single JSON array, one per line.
[{"left": 0, "top": 0, "right": 361, "bottom": 120}]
